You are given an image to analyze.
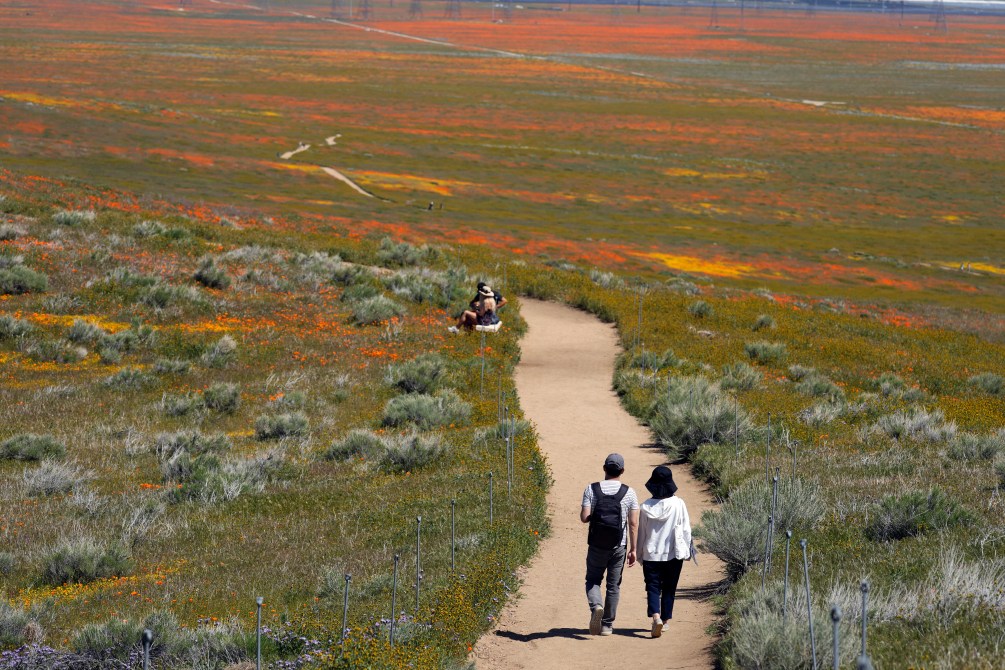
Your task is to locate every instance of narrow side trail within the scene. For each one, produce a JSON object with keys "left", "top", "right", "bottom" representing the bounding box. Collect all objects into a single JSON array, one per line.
[{"left": 472, "top": 299, "right": 723, "bottom": 670}]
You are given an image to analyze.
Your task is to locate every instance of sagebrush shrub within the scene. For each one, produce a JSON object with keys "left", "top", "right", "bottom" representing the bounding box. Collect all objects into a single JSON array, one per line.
[
  {"left": 0, "top": 223, "right": 25, "bottom": 241},
  {"left": 103, "top": 366, "right": 152, "bottom": 390},
  {"left": 0, "top": 552, "right": 15, "bottom": 576},
  {"left": 23, "top": 460, "right": 91, "bottom": 496},
  {"left": 0, "top": 314, "right": 33, "bottom": 339},
  {"left": 649, "top": 375, "right": 755, "bottom": 459},
  {"left": 140, "top": 282, "right": 205, "bottom": 310},
  {"left": 589, "top": 269, "right": 626, "bottom": 289},
  {"left": 628, "top": 348, "right": 679, "bottom": 371},
  {"left": 22, "top": 339, "right": 85, "bottom": 363},
  {"left": 697, "top": 477, "right": 824, "bottom": 580},
  {"left": 41, "top": 539, "right": 132, "bottom": 585},
  {"left": 156, "top": 431, "right": 230, "bottom": 460},
  {"left": 324, "top": 429, "right": 387, "bottom": 461},
  {"left": 66, "top": 319, "right": 107, "bottom": 344},
  {"left": 351, "top": 294, "right": 406, "bottom": 325},
  {"left": 795, "top": 372, "right": 845, "bottom": 403},
  {"left": 688, "top": 300, "right": 713, "bottom": 318},
  {"left": 161, "top": 392, "right": 204, "bottom": 417},
  {"left": 720, "top": 362, "right": 762, "bottom": 391},
  {"left": 171, "top": 451, "right": 281, "bottom": 504},
  {"left": 0, "top": 601, "right": 31, "bottom": 648},
  {"left": 381, "top": 390, "right": 471, "bottom": 429},
  {"left": 193, "top": 257, "right": 231, "bottom": 290},
  {"left": 0, "top": 264, "right": 48, "bottom": 295},
  {"left": 752, "top": 314, "right": 775, "bottom": 331},
  {"left": 202, "top": 334, "right": 238, "bottom": 368},
  {"left": 968, "top": 372, "right": 1004, "bottom": 396},
  {"left": 873, "top": 407, "right": 956, "bottom": 442},
  {"left": 0, "top": 433, "right": 66, "bottom": 461},
  {"left": 52, "top": 209, "right": 95, "bottom": 226},
  {"left": 153, "top": 358, "right": 191, "bottom": 375},
  {"left": 132, "top": 219, "right": 168, "bottom": 237},
  {"left": 383, "top": 269, "right": 461, "bottom": 307},
  {"left": 376, "top": 236, "right": 441, "bottom": 267},
  {"left": 204, "top": 382, "right": 240, "bottom": 414},
  {"left": 996, "top": 458, "right": 1005, "bottom": 489},
  {"left": 255, "top": 412, "right": 309, "bottom": 440},
  {"left": 379, "top": 433, "right": 447, "bottom": 473},
  {"left": 947, "top": 432, "right": 1003, "bottom": 462},
  {"left": 866, "top": 488, "right": 973, "bottom": 542},
  {"left": 744, "top": 340, "right": 787, "bottom": 365},
  {"left": 386, "top": 353, "right": 449, "bottom": 393}
]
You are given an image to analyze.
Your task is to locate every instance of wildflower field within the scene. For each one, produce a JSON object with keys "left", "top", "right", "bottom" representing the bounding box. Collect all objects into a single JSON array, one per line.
[{"left": 2, "top": 0, "right": 1005, "bottom": 667}]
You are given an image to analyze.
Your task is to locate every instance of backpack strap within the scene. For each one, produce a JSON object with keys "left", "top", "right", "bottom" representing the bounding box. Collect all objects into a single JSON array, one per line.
[
  {"left": 591, "top": 482, "right": 628, "bottom": 502},
  {"left": 613, "top": 484, "right": 628, "bottom": 502},
  {"left": 591, "top": 482, "right": 604, "bottom": 500}
]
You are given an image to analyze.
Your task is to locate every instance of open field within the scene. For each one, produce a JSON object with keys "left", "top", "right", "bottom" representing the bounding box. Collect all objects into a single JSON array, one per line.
[
  {"left": 2, "top": 1, "right": 1005, "bottom": 668},
  {"left": 1, "top": 0, "right": 1004, "bottom": 324}
]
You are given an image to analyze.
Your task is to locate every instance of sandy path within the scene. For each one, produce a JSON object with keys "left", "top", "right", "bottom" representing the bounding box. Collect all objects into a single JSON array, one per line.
[{"left": 472, "top": 299, "right": 723, "bottom": 670}]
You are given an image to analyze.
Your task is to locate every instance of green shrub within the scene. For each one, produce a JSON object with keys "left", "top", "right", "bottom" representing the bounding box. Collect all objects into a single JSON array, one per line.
[
  {"left": 873, "top": 407, "right": 956, "bottom": 442},
  {"left": 155, "top": 431, "right": 231, "bottom": 460},
  {"left": 201, "top": 334, "right": 238, "bottom": 368},
  {"left": 153, "top": 358, "right": 191, "bottom": 375},
  {"left": 696, "top": 477, "right": 824, "bottom": 580},
  {"left": 41, "top": 540, "right": 132, "bottom": 585},
  {"left": 627, "top": 348, "right": 679, "bottom": 371},
  {"left": 786, "top": 364, "right": 815, "bottom": 382},
  {"left": 0, "top": 433, "right": 66, "bottom": 461},
  {"left": 379, "top": 433, "right": 447, "bottom": 473},
  {"left": 161, "top": 391, "right": 204, "bottom": 417},
  {"left": 383, "top": 268, "right": 464, "bottom": 307},
  {"left": 140, "top": 281, "right": 205, "bottom": 309},
  {"left": 105, "top": 266, "right": 158, "bottom": 288},
  {"left": 23, "top": 339, "right": 86, "bottom": 363},
  {"left": 376, "top": 236, "right": 441, "bottom": 267},
  {"left": 649, "top": 375, "right": 755, "bottom": 460},
  {"left": 795, "top": 372, "right": 845, "bottom": 403},
  {"left": 744, "top": 340, "right": 787, "bottom": 365},
  {"left": 752, "top": 314, "right": 775, "bottom": 331},
  {"left": 269, "top": 391, "right": 306, "bottom": 410},
  {"left": 324, "top": 429, "right": 387, "bottom": 461},
  {"left": 0, "top": 223, "right": 25, "bottom": 241},
  {"left": 382, "top": 390, "right": 471, "bottom": 429},
  {"left": 132, "top": 219, "right": 168, "bottom": 237},
  {"left": 0, "top": 314, "right": 33, "bottom": 339},
  {"left": 255, "top": 412, "right": 309, "bottom": 440},
  {"left": 387, "top": 353, "right": 449, "bottom": 393},
  {"left": 866, "top": 488, "right": 973, "bottom": 542},
  {"left": 0, "top": 552, "right": 15, "bottom": 576},
  {"left": 947, "top": 432, "right": 1004, "bottom": 462},
  {"left": 968, "top": 372, "right": 1004, "bottom": 396},
  {"left": 996, "top": 458, "right": 1005, "bottom": 489},
  {"left": 351, "top": 294, "right": 406, "bottom": 325},
  {"left": 51, "top": 209, "right": 96, "bottom": 226},
  {"left": 170, "top": 451, "right": 282, "bottom": 504},
  {"left": 193, "top": 256, "right": 231, "bottom": 290},
  {"left": 720, "top": 362, "right": 762, "bottom": 391},
  {"left": 23, "top": 460, "right": 91, "bottom": 496},
  {"left": 688, "top": 300, "right": 713, "bottom": 318},
  {"left": 0, "top": 264, "right": 48, "bottom": 294},
  {"left": 203, "top": 382, "right": 240, "bottom": 414},
  {"left": 0, "top": 601, "right": 31, "bottom": 648},
  {"left": 103, "top": 366, "right": 152, "bottom": 389},
  {"left": 66, "top": 319, "right": 107, "bottom": 344}
]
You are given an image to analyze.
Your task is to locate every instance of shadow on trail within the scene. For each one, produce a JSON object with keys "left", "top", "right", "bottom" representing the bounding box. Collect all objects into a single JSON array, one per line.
[
  {"left": 493, "top": 627, "right": 589, "bottom": 642},
  {"left": 677, "top": 577, "right": 731, "bottom": 601}
]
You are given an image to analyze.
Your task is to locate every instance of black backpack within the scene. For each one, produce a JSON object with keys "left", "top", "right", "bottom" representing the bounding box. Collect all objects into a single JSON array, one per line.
[{"left": 587, "top": 482, "right": 628, "bottom": 549}]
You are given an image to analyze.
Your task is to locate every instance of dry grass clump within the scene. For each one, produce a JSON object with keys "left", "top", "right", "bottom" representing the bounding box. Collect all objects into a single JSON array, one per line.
[
  {"left": 103, "top": 366, "right": 153, "bottom": 390},
  {"left": 153, "top": 358, "right": 192, "bottom": 375},
  {"left": 23, "top": 460, "right": 92, "bottom": 496},
  {"left": 0, "top": 433, "right": 66, "bottom": 461},
  {"left": 140, "top": 281, "right": 206, "bottom": 310}
]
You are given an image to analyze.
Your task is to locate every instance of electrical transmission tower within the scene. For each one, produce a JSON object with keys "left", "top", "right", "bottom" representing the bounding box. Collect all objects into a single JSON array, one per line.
[
  {"left": 932, "top": 0, "right": 947, "bottom": 32},
  {"left": 409, "top": 0, "right": 423, "bottom": 18}
]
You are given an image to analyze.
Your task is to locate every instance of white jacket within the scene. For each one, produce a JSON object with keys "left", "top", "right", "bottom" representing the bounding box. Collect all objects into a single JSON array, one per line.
[{"left": 638, "top": 496, "right": 692, "bottom": 562}]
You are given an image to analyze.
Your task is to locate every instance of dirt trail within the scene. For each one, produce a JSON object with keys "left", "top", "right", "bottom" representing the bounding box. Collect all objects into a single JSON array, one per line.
[{"left": 472, "top": 299, "right": 723, "bottom": 670}]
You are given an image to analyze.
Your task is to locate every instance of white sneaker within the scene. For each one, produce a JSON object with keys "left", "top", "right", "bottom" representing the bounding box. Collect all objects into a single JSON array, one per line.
[
  {"left": 589, "top": 606, "right": 604, "bottom": 635},
  {"left": 447, "top": 326, "right": 459, "bottom": 334}
]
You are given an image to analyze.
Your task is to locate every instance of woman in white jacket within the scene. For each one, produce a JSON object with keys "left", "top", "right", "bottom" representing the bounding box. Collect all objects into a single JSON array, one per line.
[{"left": 637, "top": 465, "right": 692, "bottom": 639}]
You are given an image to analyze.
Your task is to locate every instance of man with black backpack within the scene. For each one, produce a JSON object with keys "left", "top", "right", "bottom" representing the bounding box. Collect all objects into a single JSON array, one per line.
[{"left": 580, "top": 453, "right": 639, "bottom": 636}]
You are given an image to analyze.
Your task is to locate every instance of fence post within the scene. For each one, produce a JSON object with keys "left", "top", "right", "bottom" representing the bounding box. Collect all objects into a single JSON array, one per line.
[
  {"left": 141, "top": 629, "right": 152, "bottom": 670},
  {"left": 857, "top": 580, "right": 875, "bottom": 670},
  {"left": 390, "top": 554, "right": 400, "bottom": 646},
  {"left": 769, "top": 472, "right": 779, "bottom": 564},
  {"left": 451, "top": 498, "right": 456, "bottom": 571},
  {"left": 831, "top": 605, "right": 842, "bottom": 670},
  {"left": 255, "top": 596, "right": 263, "bottom": 670},
  {"left": 766, "top": 413, "right": 772, "bottom": 484},
  {"left": 506, "top": 435, "right": 512, "bottom": 498},
  {"left": 761, "top": 515, "right": 772, "bottom": 591},
  {"left": 489, "top": 472, "right": 494, "bottom": 525},
  {"left": 783, "top": 530, "right": 792, "bottom": 623},
  {"left": 734, "top": 395, "right": 739, "bottom": 457},
  {"left": 801, "top": 539, "right": 818, "bottom": 670},
  {"left": 341, "top": 574, "right": 352, "bottom": 643},
  {"left": 415, "top": 516, "right": 422, "bottom": 612}
]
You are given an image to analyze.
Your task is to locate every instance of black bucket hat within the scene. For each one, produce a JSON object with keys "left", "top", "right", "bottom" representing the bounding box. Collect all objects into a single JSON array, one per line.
[{"left": 645, "top": 465, "right": 678, "bottom": 499}]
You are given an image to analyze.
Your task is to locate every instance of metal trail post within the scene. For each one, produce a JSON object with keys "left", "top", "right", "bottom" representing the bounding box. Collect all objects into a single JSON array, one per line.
[
  {"left": 769, "top": 472, "right": 779, "bottom": 564},
  {"left": 390, "top": 554, "right": 400, "bottom": 646},
  {"left": 831, "top": 606, "right": 842, "bottom": 670},
  {"left": 415, "top": 516, "right": 422, "bottom": 613},
  {"left": 711, "top": 395, "right": 718, "bottom": 442},
  {"left": 480, "top": 332, "right": 486, "bottom": 396},
  {"left": 142, "top": 629, "right": 152, "bottom": 670},
  {"left": 255, "top": 596, "right": 263, "bottom": 670},
  {"left": 734, "top": 396, "right": 739, "bottom": 457},
  {"left": 766, "top": 413, "right": 772, "bottom": 484},
  {"left": 857, "top": 581, "right": 875, "bottom": 670},
  {"left": 801, "top": 539, "right": 818, "bottom": 670},
  {"left": 489, "top": 472, "right": 494, "bottom": 524},
  {"left": 506, "top": 435, "right": 512, "bottom": 498},
  {"left": 341, "top": 574, "right": 352, "bottom": 643},
  {"left": 761, "top": 515, "right": 772, "bottom": 591},
  {"left": 783, "top": 531, "right": 792, "bottom": 623},
  {"left": 451, "top": 499, "right": 456, "bottom": 571}
]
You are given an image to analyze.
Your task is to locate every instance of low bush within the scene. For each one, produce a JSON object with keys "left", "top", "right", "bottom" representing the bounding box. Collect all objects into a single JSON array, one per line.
[
  {"left": 103, "top": 366, "right": 152, "bottom": 390},
  {"left": 873, "top": 407, "right": 956, "bottom": 442},
  {"left": 376, "top": 236, "right": 441, "bottom": 267},
  {"left": 351, "top": 294, "right": 406, "bottom": 325},
  {"left": 386, "top": 353, "right": 449, "bottom": 394},
  {"left": 23, "top": 460, "right": 91, "bottom": 496},
  {"left": 202, "top": 334, "right": 238, "bottom": 368},
  {"left": 627, "top": 348, "right": 679, "bottom": 371},
  {"left": 866, "top": 488, "right": 973, "bottom": 542},
  {"left": 324, "top": 429, "right": 387, "bottom": 461},
  {"left": 139, "top": 281, "right": 207, "bottom": 310},
  {"left": 752, "top": 314, "right": 775, "bottom": 331},
  {"left": 193, "top": 257, "right": 231, "bottom": 290},
  {"left": 269, "top": 391, "right": 306, "bottom": 410},
  {"left": 968, "top": 372, "right": 1004, "bottom": 396},
  {"left": 41, "top": 539, "right": 133, "bottom": 585},
  {"left": 21, "top": 339, "right": 86, "bottom": 364},
  {"left": 0, "top": 223, "right": 25, "bottom": 241},
  {"left": 876, "top": 371, "right": 927, "bottom": 402},
  {"left": 996, "top": 458, "right": 1005, "bottom": 489},
  {"left": 688, "top": 300, "right": 713, "bottom": 318},
  {"left": 161, "top": 391, "right": 204, "bottom": 417},
  {"left": 381, "top": 390, "right": 472, "bottom": 430},
  {"left": 947, "top": 432, "right": 1004, "bottom": 462},
  {"left": 649, "top": 375, "right": 755, "bottom": 460},
  {"left": 0, "top": 601, "right": 33, "bottom": 648},
  {"left": 203, "top": 382, "right": 240, "bottom": 414},
  {"left": 0, "top": 314, "right": 33, "bottom": 339},
  {"left": 254, "top": 412, "right": 309, "bottom": 440},
  {"left": 171, "top": 450, "right": 282, "bottom": 504},
  {"left": 0, "top": 552, "right": 15, "bottom": 576},
  {"left": 0, "top": 433, "right": 66, "bottom": 461},
  {"left": 379, "top": 433, "right": 447, "bottom": 473},
  {"left": 696, "top": 477, "right": 824, "bottom": 580},
  {"left": 153, "top": 358, "right": 191, "bottom": 375},
  {"left": 794, "top": 372, "right": 845, "bottom": 403},
  {"left": 156, "top": 431, "right": 231, "bottom": 460},
  {"left": 589, "top": 269, "right": 626, "bottom": 290},
  {"left": 0, "top": 264, "right": 48, "bottom": 295},
  {"left": 720, "top": 362, "right": 762, "bottom": 391},
  {"left": 132, "top": 219, "right": 168, "bottom": 237},
  {"left": 744, "top": 340, "right": 787, "bottom": 365},
  {"left": 383, "top": 268, "right": 462, "bottom": 307},
  {"left": 51, "top": 209, "right": 95, "bottom": 226}
]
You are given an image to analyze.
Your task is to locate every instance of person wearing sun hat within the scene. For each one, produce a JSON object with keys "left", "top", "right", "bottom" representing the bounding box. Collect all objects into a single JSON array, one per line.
[
  {"left": 637, "top": 465, "right": 692, "bottom": 639},
  {"left": 448, "top": 282, "right": 501, "bottom": 333}
]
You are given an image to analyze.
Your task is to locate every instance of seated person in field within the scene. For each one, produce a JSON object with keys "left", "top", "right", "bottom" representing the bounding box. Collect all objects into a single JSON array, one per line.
[
  {"left": 449, "top": 284, "right": 500, "bottom": 333},
  {"left": 472, "top": 281, "right": 507, "bottom": 312}
]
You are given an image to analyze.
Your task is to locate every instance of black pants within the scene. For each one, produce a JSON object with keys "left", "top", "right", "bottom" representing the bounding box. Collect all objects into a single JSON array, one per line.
[{"left": 642, "top": 559, "right": 684, "bottom": 621}]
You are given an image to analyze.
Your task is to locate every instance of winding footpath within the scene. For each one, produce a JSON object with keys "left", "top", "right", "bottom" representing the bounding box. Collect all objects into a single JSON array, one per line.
[{"left": 472, "top": 299, "right": 723, "bottom": 670}]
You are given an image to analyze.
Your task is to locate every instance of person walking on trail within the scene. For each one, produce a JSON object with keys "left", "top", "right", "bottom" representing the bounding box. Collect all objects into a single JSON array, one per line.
[
  {"left": 637, "top": 465, "right": 692, "bottom": 639},
  {"left": 580, "top": 453, "right": 639, "bottom": 636}
]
